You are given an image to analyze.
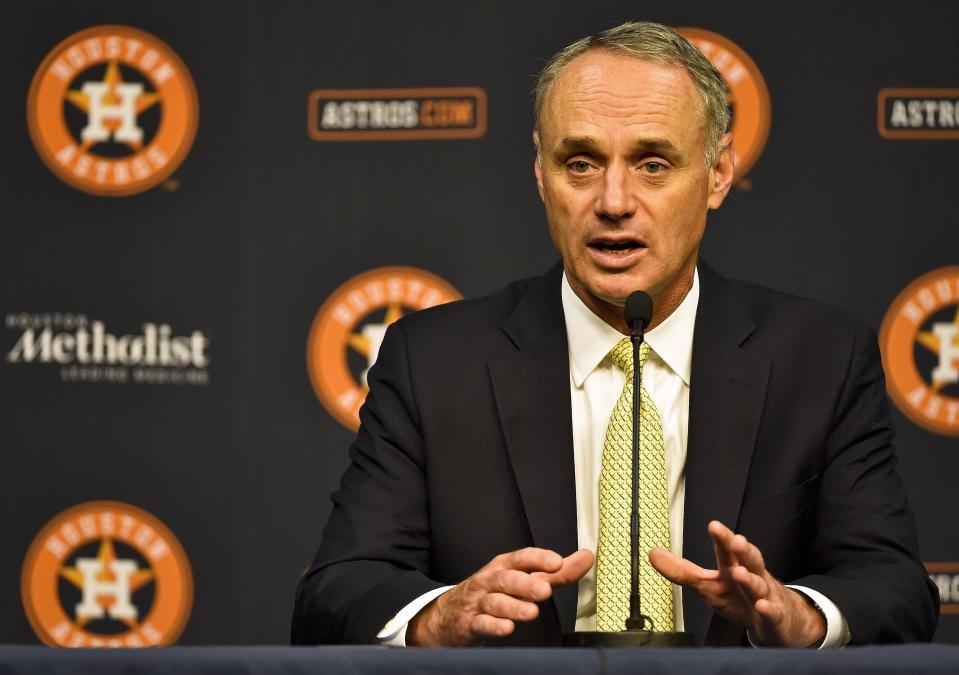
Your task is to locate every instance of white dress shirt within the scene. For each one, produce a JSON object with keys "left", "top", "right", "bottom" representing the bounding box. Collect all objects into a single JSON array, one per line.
[
  {"left": 564, "top": 268, "right": 695, "bottom": 632},
  {"left": 377, "top": 269, "right": 846, "bottom": 647}
]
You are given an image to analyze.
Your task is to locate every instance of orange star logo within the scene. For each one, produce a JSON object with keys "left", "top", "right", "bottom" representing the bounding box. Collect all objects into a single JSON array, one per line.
[
  {"left": 348, "top": 303, "right": 405, "bottom": 388},
  {"left": 22, "top": 501, "right": 193, "bottom": 647},
  {"left": 27, "top": 26, "right": 198, "bottom": 196},
  {"left": 916, "top": 306, "right": 959, "bottom": 392},
  {"left": 63, "top": 61, "right": 161, "bottom": 152},
  {"left": 880, "top": 266, "right": 959, "bottom": 436},
  {"left": 307, "top": 267, "right": 461, "bottom": 430},
  {"left": 59, "top": 538, "right": 155, "bottom": 628}
]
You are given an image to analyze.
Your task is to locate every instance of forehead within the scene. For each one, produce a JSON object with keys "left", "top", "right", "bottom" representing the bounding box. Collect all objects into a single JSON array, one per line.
[{"left": 540, "top": 50, "right": 705, "bottom": 149}]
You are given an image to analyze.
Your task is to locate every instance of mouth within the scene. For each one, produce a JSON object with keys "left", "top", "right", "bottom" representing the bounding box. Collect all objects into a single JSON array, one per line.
[
  {"left": 587, "top": 235, "right": 646, "bottom": 254},
  {"left": 585, "top": 235, "right": 647, "bottom": 269}
]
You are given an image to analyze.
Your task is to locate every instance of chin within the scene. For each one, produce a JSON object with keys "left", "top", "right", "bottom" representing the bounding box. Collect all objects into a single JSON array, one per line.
[
  {"left": 571, "top": 265, "right": 651, "bottom": 307},
  {"left": 598, "top": 276, "right": 651, "bottom": 301},
  {"left": 585, "top": 281, "right": 633, "bottom": 307}
]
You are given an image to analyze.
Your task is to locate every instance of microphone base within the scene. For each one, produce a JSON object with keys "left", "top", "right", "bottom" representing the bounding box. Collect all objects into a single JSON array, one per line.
[{"left": 561, "top": 630, "right": 695, "bottom": 648}]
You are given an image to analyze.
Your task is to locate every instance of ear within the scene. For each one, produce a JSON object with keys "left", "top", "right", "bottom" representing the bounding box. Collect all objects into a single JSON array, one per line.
[
  {"left": 533, "top": 130, "right": 545, "bottom": 202},
  {"left": 707, "top": 132, "right": 734, "bottom": 210}
]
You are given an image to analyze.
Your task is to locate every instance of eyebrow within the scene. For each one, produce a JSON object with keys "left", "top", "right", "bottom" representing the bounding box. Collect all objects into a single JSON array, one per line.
[{"left": 555, "top": 135, "right": 682, "bottom": 157}]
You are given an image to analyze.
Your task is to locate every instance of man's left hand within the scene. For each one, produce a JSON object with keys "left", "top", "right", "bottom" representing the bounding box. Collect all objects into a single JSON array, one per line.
[{"left": 649, "top": 520, "right": 826, "bottom": 647}]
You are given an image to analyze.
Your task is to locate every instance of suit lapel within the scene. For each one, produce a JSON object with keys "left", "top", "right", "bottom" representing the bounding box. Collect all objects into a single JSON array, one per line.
[
  {"left": 682, "top": 262, "right": 771, "bottom": 645},
  {"left": 488, "top": 264, "right": 579, "bottom": 634}
]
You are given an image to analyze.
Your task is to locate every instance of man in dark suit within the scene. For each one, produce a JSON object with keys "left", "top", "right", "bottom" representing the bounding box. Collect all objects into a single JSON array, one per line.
[{"left": 292, "top": 22, "right": 938, "bottom": 647}]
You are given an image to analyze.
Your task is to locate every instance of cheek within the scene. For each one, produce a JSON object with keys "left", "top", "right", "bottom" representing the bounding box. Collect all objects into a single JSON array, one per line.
[
  {"left": 548, "top": 222, "right": 581, "bottom": 259},
  {"left": 544, "top": 195, "right": 582, "bottom": 245},
  {"left": 548, "top": 188, "right": 576, "bottom": 216},
  {"left": 648, "top": 187, "right": 707, "bottom": 240},
  {"left": 544, "top": 219, "right": 563, "bottom": 251}
]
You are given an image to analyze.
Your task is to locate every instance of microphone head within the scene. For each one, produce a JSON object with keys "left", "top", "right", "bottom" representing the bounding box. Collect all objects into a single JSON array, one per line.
[{"left": 624, "top": 291, "right": 654, "bottom": 333}]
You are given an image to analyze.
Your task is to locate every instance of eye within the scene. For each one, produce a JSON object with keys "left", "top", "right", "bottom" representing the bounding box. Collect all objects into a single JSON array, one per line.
[
  {"left": 568, "top": 159, "right": 594, "bottom": 173},
  {"left": 642, "top": 161, "right": 665, "bottom": 174}
]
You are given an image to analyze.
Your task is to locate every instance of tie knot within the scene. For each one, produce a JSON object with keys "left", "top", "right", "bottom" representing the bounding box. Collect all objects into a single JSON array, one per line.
[{"left": 609, "top": 338, "right": 650, "bottom": 378}]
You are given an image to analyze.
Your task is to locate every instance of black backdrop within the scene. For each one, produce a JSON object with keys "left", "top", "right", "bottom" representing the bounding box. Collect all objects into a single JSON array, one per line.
[{"left": 2, "top": 0, "right": 957, "bottom": 646}]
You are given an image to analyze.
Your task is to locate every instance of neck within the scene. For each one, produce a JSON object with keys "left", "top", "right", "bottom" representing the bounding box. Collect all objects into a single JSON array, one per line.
[{"left": 566, "top": 267, "right": 695, "bottom": 335}]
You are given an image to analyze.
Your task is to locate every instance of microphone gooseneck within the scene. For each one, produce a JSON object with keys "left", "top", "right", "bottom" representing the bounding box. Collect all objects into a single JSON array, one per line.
[
  {"left": 624, "top": 290, "right": 653, "bottom": 631},
  {"left": 562, "top": 289, "right": 693, "bottom": 646}
]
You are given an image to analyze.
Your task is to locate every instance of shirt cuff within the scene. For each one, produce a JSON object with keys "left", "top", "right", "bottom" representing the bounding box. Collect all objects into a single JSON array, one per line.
[
  {"left": 375, "top": 585, "right": 455, "bottom": 646},
  {"left": 746, "top": 585, "right": 849, "bottom": 649}
]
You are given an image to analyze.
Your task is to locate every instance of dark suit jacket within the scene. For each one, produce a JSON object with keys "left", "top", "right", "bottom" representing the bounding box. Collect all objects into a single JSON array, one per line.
[{"left": 292, "top": 262, "right": 938, "bottom": 646}]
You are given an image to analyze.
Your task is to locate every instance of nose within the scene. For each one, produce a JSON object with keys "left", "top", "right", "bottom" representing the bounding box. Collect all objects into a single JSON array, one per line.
[{"left": 597, "top": 162, "right": 636, "bottom": 221}]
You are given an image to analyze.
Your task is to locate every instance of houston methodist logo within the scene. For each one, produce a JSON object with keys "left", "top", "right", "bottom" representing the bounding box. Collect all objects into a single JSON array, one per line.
[
  {"left": 21, "top": 501, "right": 192, "bottom": 647},
  {"left": 308, "top": 87, "right": 487, "bottom": 141},
  {"left": 677, "top": 28, "right": 771, "bottom": 182},
  {"left": 878, "top": 89, "right": 959, "bottom": 139},
  {"left": 5, "top": 312, "right": 211, "bottom": 386},
  {"left": 307, "top": 267, "right": 461, "bottom": 430},
  {"left": 27, "top": 26, "right": 199, "bottom": 196},
  {"left": 879, "top": 266, "right": 959, "bottom": 436}
]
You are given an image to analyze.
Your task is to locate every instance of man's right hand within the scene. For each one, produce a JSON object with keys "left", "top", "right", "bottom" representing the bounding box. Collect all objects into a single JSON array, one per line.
[{"left": 407, "top": 547, "right": 594, "bottom": 646}]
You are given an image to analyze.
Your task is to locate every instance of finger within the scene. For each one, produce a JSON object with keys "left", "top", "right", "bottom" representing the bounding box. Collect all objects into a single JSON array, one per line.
[
  {"left": 478, "top": 592, "right": 540, "bottom": 622},
  {"left": 730, "top": 564, "right": 769, "bottom": 602},
  {"left": 732, "top": 535, "right": 767, "bottom": 576},
  {"left": 648, "top": 547, "right": 718, "bottom": 586},
  {"left": 495, "top": 547, "right": 564, "bottom": 574},
  {"left": 708, "top": 520, "right": 738, "bottom": 570},
  {"left": 470, "top": 613, "right": 515, "bottom": 639},
  {"left": 537, "top": 549, "right": 594, "bottom": 588},
  {"left": 725, "top": 534, "right": 757, "bottom": 575},
  {"left": 753, "top": 597, "right": 785, "bottom": 627},
  {"left": 484, "top": 568, "right": 552, "bottom": 601}
]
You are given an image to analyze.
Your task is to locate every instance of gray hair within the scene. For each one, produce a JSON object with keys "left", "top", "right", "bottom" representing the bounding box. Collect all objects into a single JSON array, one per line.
[{"left": 534, "top": 21, "right": 731, "bottom": 168}]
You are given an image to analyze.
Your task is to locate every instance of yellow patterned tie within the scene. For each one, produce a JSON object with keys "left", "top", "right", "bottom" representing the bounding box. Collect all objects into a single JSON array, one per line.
[{"left": 596, "top": 338, "right": 674, "bottom": 632}]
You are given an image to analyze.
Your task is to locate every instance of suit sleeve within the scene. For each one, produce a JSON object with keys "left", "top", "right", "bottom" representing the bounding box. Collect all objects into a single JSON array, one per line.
[
  {"left": 291, "top": 321, "right": 445, "bottom": 644},
  {"left": 790, "top": 321, "right": 939, "bottom": 643}
]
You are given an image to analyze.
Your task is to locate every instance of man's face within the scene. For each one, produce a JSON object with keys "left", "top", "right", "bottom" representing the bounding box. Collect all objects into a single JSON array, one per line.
[{"left": 534, "top": 50, "right": 733, "bottom": 329}]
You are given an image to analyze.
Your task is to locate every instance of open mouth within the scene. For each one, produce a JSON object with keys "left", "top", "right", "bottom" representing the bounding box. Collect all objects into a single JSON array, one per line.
[{"left": 588, "top": 237, "right": 645, "bottom": 254}]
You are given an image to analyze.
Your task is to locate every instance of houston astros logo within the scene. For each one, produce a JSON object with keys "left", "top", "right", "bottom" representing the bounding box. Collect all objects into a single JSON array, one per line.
[
  {"left": 307, "top": 267, "right": 461, "bottom": 431},
  {"left": 880, "top": 266, "right": 959, "bottom": 436},
  {"left": 677, "top": 28, "right": 771, "bottom": 182},
  {"left": 27, "top": 26, "right": 198, "bottom": 196},
  {"left": 21, "top": 501, "right": 193, "bottom": 647}
]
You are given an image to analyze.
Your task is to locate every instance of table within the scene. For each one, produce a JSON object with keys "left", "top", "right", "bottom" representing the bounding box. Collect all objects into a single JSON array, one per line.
[{"left": 1, "top": 645, "right": 957, "bottom": 674}]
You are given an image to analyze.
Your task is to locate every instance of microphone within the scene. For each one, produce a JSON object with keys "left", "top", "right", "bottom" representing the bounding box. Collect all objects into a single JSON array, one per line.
[
  {"left": 624, "top": 291, "right": 653, "bottom": 339},
  {"left": 622, "top": 291, "right": 653, "bottom": 632},
  {"left": 562, "top": 290, "right": 694, "bottom": 647}
]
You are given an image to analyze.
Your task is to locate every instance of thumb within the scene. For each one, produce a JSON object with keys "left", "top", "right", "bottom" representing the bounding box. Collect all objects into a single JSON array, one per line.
[
  {"left": 538, "top": 548, "right": 594, "bottom": 588},
  {"left": 649, "top": 547, "right": 707, "bottom": 586}
]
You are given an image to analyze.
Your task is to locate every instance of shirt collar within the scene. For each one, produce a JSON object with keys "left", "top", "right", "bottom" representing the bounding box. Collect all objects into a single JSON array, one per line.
[{"left": 561, "top": 268, "right": 699, "bottom": 387}]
